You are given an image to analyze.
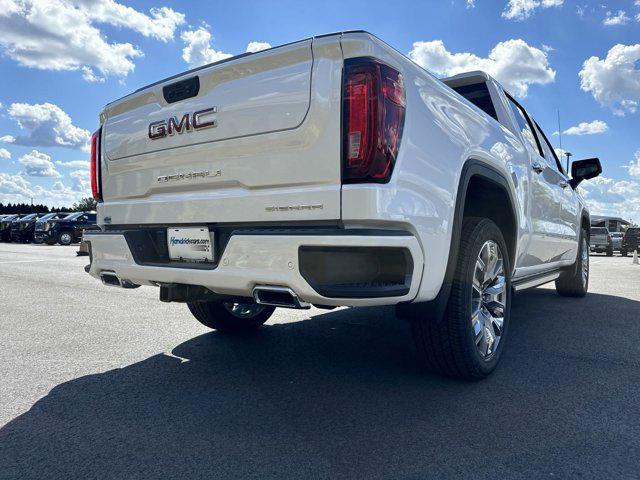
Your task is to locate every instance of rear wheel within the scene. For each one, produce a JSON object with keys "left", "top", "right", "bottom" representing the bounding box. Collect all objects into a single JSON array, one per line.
[
  {"left": 409, "top": 218, "right": 511, "bottom": 380},
  {"left": 187, "top": 300, "right": 275, "bottom": 334},
  {"left": 556, "top": 230, "right": 589, "bottom": 297}
]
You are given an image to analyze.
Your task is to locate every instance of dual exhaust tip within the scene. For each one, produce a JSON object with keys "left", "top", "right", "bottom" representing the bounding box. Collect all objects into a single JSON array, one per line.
[{"left": 100, "top": 271, "right": 306, "bottom": 309}]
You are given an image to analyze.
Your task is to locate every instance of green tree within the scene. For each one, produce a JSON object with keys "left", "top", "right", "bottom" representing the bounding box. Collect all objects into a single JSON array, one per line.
[{"left": 72, "top": 197, "right": 97, "bottom": 212}]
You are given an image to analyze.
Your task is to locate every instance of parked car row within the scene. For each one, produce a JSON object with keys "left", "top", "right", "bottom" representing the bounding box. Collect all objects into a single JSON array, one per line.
[
  {"left": 0, "top": 212, "right": 97, "bottom": 245},
  {"left": 589, "top": 226, "right": 639, "bottom": 256}
]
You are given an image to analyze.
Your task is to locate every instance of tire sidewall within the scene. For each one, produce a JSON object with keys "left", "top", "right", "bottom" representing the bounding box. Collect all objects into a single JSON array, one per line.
[{"left": 456, "top": 220, "right": 512, "bottom": 375}]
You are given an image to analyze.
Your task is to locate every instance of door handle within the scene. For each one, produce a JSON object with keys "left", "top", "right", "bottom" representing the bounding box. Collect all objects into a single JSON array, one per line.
[
  {"left": 531, "top": 160, "right": 545, "bottom": 174},
  {"left": 559, "top": 180, "right": 569, "bottom": 188}
]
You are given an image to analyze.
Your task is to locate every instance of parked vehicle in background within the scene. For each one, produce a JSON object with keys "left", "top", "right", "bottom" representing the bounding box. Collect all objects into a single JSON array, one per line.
[
  {"left": 621, "top": 227, "right": 639, "bottom": 257},
  {"left": 610, "top": 232, "right": 624, "bottom": 252},
  {"left": 43, "top": 212, "right": 97, "bottom": 245},
  {"left": 1, "top": 214, "right": 22, "bottom": 241},
  {"left": 590, "top": 227, "right": 613, "bottom": 256},
  {"left": 34, "top": 212, "right": 72, "bottom": 243},
  {"left": 84, "top": 31, "right": 602, "bottom": 379},
  {"left": 10, "top": 213, "right": 45, "bottom": 243}
]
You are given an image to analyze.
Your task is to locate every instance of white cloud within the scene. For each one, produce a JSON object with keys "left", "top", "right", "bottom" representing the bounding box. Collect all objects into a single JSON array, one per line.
[
  {"left": 502, "top": 0, "right": 563, "bottom": 20},
  {"left": 579, "top": 44, "right": 640, "bottom": 116},
  {"left": 563, "top": 120, "right": 609, "bottom": 136},
  {"left": 180, "top": 27, "right": 232, "bottom": 68},
  {"left": 0, "top": 172, "right": 34, "bottom": 199},
  {"left": 579, "top": 176, "right": 640, "bottom": 223},
  {"left": 0, "top": 135, "right": 15, "bottom": 143},
  {"left": 603, "top": 10, "right": 630, "bottom": 26},
  {"left": 0, "top": 0, "right": 150, "bottom": 80},
  {"left": 625, "top": 151, "right": 640, "bottom": 178},
  {"left": 0, "top": 0, "right": 184, "bottom": 82},
  {"left": 408, "top": 38, "right": 555, "bottom": 97},
  {"left": 466, "top": 0, "right": 475, "bottom": 8},
  {"left": 82, "top": 66, "right": 105, "bottom": 83},
  {"left": 5, "top": 102, "right": 91, "bottom": 151},
  {"left": 74, "top": 0, "right": 184, "bottom": 42},
  {"left": 0, "top": 172, "right": 88, "bottom": 207},
  {"left": 246, "top": 41, "right": 271, "bottom": 53},
  {"left": 56, "top": 159, "right": 90, "bottom": 168},
  {"left": 69, "top": 168, "right": 90, "bottom": 192},
  {"left": 0, "top": 148, "right": 11, "bottom": 159},
  {"left": 18, "top": 149, "right": 61, "bottom": 177}
]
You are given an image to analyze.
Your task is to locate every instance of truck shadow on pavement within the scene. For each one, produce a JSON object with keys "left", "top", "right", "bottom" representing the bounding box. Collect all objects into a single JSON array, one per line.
[{"left": 1, "top": 288, "right": 639, "bottom": 479}]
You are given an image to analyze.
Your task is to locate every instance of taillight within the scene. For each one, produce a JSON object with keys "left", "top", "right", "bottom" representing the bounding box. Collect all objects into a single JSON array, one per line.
[
  {"left": 90, "top": 128, "right": 102, "bottom": 201},
  {"left": 342, "top": 58, "right": 405, "bottom": 183}
]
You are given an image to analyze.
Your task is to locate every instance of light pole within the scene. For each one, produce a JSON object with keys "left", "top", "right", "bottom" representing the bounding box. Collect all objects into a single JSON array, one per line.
[{"left": 564, "top": 151, "right": 573, "bottom": 174}]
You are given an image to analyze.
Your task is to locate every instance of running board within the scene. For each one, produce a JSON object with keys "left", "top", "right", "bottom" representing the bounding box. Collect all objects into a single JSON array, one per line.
[{"left": 512, "top": 271, "right": 561, "bottom": 292}]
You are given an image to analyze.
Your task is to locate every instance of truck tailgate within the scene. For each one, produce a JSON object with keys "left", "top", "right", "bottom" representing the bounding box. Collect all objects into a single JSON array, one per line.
[{"left": 99, "top": 37, "right": 343, "bottom": 225}]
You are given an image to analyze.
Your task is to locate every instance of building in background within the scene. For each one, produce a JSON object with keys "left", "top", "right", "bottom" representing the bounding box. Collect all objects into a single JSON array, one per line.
[{"left": 591, "top": 215, "right": 631, "bottom": 232}]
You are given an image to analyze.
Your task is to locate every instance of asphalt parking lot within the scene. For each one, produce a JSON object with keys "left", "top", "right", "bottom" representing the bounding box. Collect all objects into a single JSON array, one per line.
[{"left": 1, "top": 243, "right": 639, "bottom": 479}]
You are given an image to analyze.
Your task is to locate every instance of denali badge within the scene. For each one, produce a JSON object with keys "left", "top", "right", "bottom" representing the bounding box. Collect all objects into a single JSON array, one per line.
[
  {"left": 157, "top": 169, "right": 221, "bottom": 183},
  {"left": 149, "top": 107, "right": 217, "bottom": 139},
  {"left": 265, "top": 204, "right": 324, "bottom": 212}
]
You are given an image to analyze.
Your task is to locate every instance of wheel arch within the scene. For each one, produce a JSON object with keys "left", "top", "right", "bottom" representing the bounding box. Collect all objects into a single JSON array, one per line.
[{"left": 399, "top": 158, "right": 519, "bottom": 318}]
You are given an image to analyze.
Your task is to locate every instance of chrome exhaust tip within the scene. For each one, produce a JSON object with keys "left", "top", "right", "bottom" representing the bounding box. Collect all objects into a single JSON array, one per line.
[
  {"left": 100, "top": 271, "right": 140, "bottom": 289},
  {"left": 252, "top": 285, "right": 310, "bottom": 309}
]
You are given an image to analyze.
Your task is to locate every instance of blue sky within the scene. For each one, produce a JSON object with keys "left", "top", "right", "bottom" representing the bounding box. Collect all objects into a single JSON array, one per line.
[{"left": 0, "top": 0, "right": 639, "bottom": 221}]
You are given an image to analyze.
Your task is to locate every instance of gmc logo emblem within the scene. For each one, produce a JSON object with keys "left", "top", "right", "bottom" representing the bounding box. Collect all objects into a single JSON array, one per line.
[{"left": 148, "top": 107, "right": 217, "bottom": 140}]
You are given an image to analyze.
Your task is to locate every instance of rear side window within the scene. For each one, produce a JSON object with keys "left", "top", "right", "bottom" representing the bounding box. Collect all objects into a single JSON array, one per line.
[
  {"left": 590, "top": 228, "right": 607, "bottom": 235},
  {"left": 506, "top": 96, "right": 542, "bottom": 156},
  {"left": 451, "top": 83, "right": 499, "bottom": 122}
]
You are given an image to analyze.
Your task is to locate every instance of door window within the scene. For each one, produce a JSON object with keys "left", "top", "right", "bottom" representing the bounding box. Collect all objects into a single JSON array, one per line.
[
  {"left": 534, "top": 121, "right": 565, "bottom": 174},
  {"left": 506, "top": 95, "right": 542, "bottom": 156}
]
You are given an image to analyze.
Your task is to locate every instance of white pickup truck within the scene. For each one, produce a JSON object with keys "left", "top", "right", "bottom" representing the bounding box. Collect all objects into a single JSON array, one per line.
[{"left": 85, "top": 31, "right": 602, "bottom": 379}]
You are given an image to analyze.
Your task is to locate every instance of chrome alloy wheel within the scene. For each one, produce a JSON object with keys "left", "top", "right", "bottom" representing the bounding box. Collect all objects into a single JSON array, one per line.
[
  {"left": 223, "top": 302, "right": 266, "bottom": 319},
  {"left": 471, "top": 240, "right": 506, "bottom": 360},
  {"left": 581, "top": 238, "right": 589, "bottom": 286},
  {"left": 60, "top": 232, "right": 72, "bottom": 245}
]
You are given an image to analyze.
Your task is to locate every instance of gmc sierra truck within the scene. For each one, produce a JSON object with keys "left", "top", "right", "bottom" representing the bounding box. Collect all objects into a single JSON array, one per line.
[{"left": 84, "top": 31, "right": 602, "bottom": 379}]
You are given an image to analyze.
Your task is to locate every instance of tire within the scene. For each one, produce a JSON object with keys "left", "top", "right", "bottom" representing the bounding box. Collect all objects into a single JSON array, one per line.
[
  {"left": 58, "top": 231, "right": 73, "bottom": 246},
  {"left": 187, "top": 300, "right": 275, "bottom": 334},
  {"left": 409, "top": 218, "right": 511, "bottom": 380},
  {"left": 556, "top": 229, "right": 589, "bottom": 297}
]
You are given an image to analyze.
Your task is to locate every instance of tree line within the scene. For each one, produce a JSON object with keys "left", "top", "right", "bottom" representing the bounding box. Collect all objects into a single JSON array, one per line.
[{"left": 0, "top": 197, "right": 97, "bottom": 214}]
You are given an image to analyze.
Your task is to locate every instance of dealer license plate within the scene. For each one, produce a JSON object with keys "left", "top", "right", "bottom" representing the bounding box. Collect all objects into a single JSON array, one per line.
[{"left": 167, "top": 227, "right": 214, "bottom": 262}]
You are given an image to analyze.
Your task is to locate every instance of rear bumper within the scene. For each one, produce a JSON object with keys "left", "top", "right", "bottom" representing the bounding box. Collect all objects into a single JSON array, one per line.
[{"left": 84, "top": 229, "right": 424, "bottom": 307}]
